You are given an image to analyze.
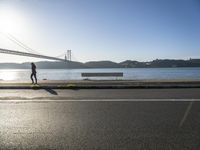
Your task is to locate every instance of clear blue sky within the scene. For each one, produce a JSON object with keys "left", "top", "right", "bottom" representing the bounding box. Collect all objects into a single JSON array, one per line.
[{"left": 0, "top": 0, "right": 200, "bottom": 63}]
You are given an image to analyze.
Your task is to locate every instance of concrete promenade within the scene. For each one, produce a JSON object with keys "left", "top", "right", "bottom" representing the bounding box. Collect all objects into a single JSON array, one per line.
[{"left": 1, "top": 79, "right": 200, "bottom": 89}]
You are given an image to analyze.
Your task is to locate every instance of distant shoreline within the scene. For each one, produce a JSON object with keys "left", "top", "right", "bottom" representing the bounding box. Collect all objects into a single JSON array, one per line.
[
  {"left": 0, "top": 59, "right": 200, "bottom": 69},
  {"left": 0, "top": 67, "right": 200, "bottom": 70}
]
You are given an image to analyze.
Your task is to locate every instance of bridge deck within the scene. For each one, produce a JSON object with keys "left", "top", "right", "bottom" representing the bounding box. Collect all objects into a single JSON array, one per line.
[{"left": 0, "top": 48, "right": 66, "bottom": 61}]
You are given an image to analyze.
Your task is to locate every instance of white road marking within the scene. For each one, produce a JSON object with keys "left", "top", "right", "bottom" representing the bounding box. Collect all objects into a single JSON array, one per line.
[{"left": 179, "top": 101, "right": 194, "bottom": 127}]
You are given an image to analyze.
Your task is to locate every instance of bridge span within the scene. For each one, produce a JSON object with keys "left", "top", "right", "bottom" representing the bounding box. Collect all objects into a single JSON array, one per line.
[{"left": 0, "top": 48, "right": 67, "bottom": 62}]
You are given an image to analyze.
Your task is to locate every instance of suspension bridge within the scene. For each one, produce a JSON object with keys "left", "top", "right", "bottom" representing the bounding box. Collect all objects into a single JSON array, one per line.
[{"left": 0, "top": 33, "right": 72, "bottom": 62}]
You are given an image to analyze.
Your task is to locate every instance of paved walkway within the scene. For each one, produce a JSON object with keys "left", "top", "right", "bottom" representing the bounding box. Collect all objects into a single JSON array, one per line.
[{"left": 0, "top": 79, "right": 200, "bottom": 89}]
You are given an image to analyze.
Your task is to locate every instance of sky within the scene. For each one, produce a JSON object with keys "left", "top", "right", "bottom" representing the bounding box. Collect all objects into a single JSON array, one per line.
[{"left": 0, "top": 0, "right": 200, "bottom": 63}]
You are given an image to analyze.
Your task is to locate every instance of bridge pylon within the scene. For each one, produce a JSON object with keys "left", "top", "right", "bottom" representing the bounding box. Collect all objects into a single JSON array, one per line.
[
  {"left": 65, "top": 54, "right": 67, "bottom": 62},
  {"left": 67, "top": 50, "right": 71, "bottom": 61}
]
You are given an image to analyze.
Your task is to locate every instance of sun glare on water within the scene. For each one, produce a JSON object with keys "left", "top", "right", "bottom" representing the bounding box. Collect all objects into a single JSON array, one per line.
[{"left": 0, "top": 70, "right": 17, "bottom": 80}]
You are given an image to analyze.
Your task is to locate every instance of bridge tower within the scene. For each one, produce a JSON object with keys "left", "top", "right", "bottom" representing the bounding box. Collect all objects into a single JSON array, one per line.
[
  {"left": 67, "top": 50, "right": 71, "bottom": 61},
  {"left": 65, "top": 54, "right": 67, "bottom": 62}
]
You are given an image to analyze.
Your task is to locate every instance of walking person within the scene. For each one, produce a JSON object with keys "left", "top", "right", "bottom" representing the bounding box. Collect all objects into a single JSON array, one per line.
[{"left": 30, "top": 62, "right": 37, "bottom": 84}]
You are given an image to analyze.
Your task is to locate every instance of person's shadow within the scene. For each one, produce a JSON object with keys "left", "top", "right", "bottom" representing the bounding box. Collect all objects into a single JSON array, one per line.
[
  {"left": 44, "top": 88, "right": 58, "bottom": 95},
  {"left": 31, "top": 85, "right": 58, "bottom": 95}
]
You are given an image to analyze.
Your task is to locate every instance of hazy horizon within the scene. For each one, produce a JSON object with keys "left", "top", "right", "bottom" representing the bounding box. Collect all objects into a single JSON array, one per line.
[
  {"left": 0, "top": 0, "right": 200, "bottom": 63},
  {"left": 0, "top": 57, "right": 199, "bottom": 64}
]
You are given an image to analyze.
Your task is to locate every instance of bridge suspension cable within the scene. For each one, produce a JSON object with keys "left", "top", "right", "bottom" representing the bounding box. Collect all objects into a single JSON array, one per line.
[
  {"left": 56, "top": 52, "right": 67, "bottom": 58},
  {"left": 1, "top": 33, "right": 41, "bottom": 54},
  {"left": 0, "top": 48, "right": 66, "bottom": 61},
  {"left": 0, "top": 32, "right": 70, "bottom": 62}
]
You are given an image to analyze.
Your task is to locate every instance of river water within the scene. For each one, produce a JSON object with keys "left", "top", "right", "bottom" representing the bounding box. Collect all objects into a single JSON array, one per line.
[{"left": 0, "top": 68, "right": 200, "bottom": 81}]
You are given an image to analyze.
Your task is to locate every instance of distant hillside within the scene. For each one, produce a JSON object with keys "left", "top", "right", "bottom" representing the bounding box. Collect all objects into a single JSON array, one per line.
[
  {"left": 34, "top": 61, "right": 86, "bottom": 69},
  {"left": 0, "top": 59, "right": 200, "bottom": 69},
  {"left": 119, "top": 60, "right": 146, "bottom": 68},
  {"left": 84, "top": 61, "right": 122, "bottom": 68},
  {"left": 0, "top": 61, "right": 86, "bottom": 69},
  {"left": 0, "top": 63, "right": 26, "bottom": 69},
  {"left": 120, "top": 59, "right": 200, "bottom": 68}
]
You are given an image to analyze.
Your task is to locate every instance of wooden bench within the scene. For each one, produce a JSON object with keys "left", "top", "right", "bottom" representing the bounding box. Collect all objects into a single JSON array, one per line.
[{"left": 81, "top": 72, "right": 123, "bottom": 79}]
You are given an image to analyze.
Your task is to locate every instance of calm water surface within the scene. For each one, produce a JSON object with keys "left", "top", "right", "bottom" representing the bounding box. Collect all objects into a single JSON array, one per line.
[{"left": 0, "top": 68, "right": 200, "bottom": 81}]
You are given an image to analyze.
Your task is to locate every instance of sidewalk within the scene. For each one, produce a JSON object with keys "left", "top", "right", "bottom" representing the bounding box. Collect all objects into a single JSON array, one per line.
[{"left": 0, "top": 79, "right": 200, "bottom": 89}]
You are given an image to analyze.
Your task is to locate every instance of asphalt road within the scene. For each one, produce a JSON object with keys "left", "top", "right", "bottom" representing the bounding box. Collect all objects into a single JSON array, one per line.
[{"left": 0, "top": 89, "right": 200, "bottom": 149}]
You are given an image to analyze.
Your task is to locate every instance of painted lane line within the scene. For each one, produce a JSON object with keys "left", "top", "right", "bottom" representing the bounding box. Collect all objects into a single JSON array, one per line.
[{"left": 179, "top": 101, "right": 194, "bottom": 127}]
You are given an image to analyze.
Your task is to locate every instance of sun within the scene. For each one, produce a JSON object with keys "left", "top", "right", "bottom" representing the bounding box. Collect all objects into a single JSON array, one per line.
[{"left": 0, "top": 8, "right": 24, "bottom": 34}]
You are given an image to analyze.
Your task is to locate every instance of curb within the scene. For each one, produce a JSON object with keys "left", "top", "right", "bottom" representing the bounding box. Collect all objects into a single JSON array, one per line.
[{"left": 0, "top": 85, "right": 200, "bottom": 89}]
